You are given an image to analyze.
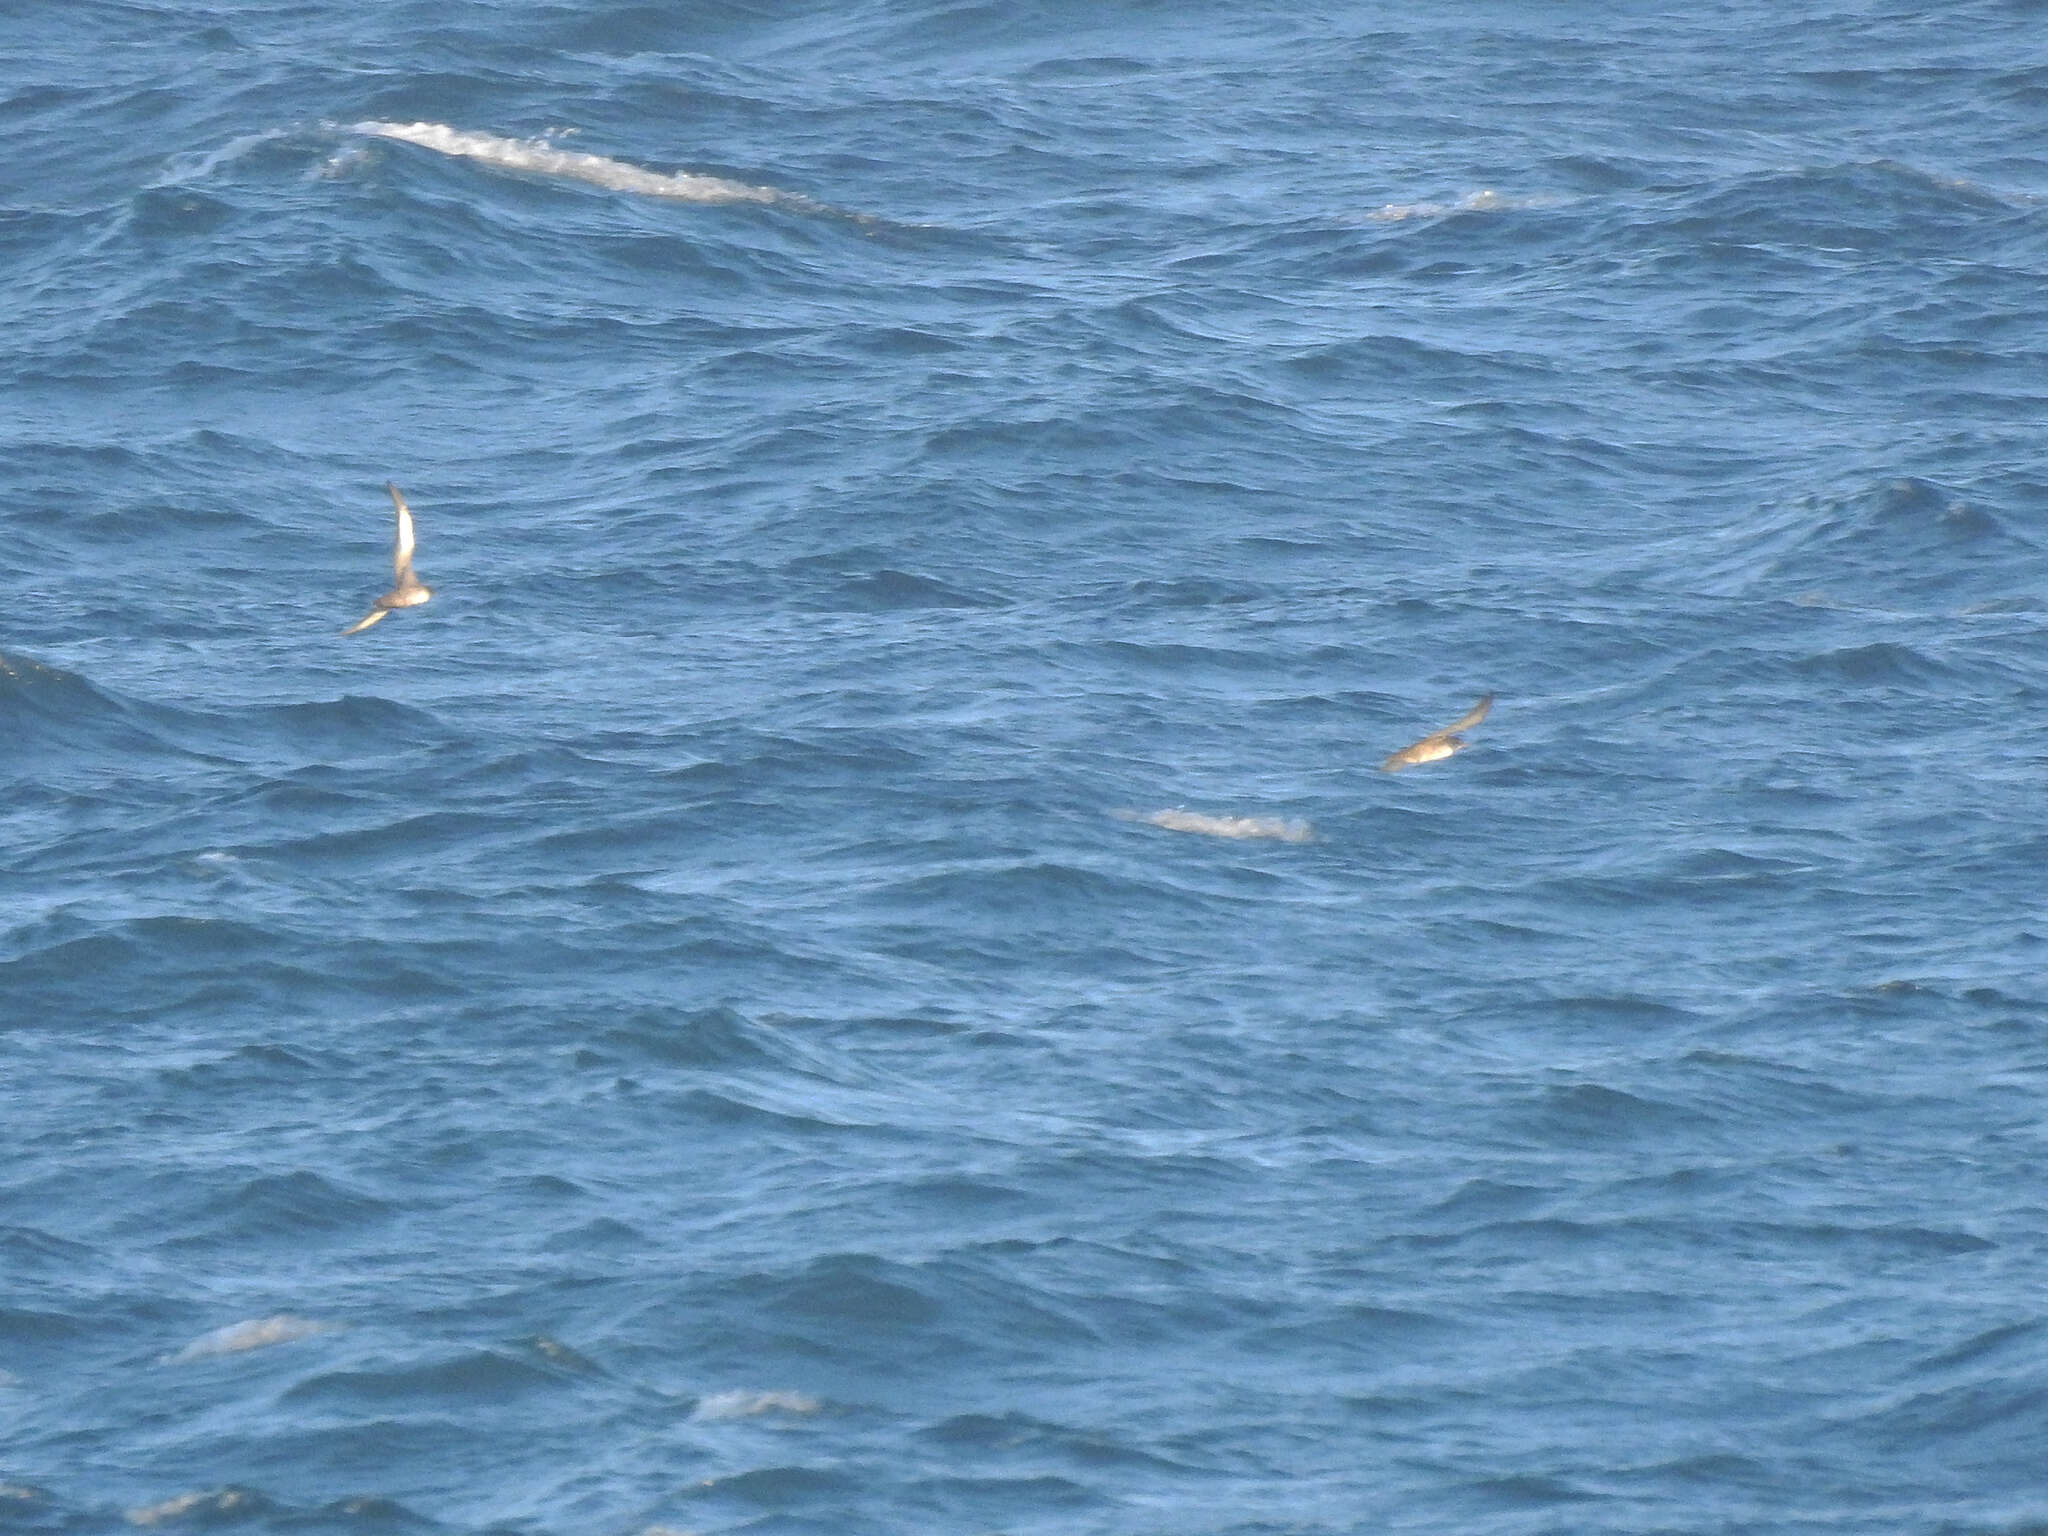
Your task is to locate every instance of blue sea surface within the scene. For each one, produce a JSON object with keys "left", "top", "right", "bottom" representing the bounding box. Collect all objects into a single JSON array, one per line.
[{"left": 5, "top": 3, "right": 2048, "bottom": 1532}]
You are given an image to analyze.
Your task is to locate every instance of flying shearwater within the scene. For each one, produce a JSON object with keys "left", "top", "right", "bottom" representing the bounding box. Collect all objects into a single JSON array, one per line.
[
  {"left": 1380, "top": 694, "right": 1493, "bottom": 772},
  {"left": 343, "top": 483, "right": 432, "bottom": 635}
]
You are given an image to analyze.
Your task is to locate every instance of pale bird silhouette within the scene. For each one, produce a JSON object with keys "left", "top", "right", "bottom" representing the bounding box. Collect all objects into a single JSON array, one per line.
[{"left": 343, "top": 483, "right": 432, "bottom": 635}]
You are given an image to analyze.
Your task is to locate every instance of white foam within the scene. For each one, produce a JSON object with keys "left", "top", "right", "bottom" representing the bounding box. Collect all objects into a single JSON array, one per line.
[
  {"left": 149, "top": 129, "right": 293, "bottom": 189},
  {"left": 317, "top": 145, "right": 370, "bottom": 180},
  {"left": 126, "top": 1490, "right": 259, "bottom": 1527},
  {"left": 164, "top": 1315, "right": 334, "bottom": 1363},
  {"left": 1367, "top": 188, "right": 1560, "bottom": 222},
  {"left": 1116, "top": 808, "right": 1315, "bottom": 843},
  {"left": 691, "top": 1388, "right": 821, "bottom": 1421},
  {"left": 355, "top": 121, "right": 790, "bottom": 207}
]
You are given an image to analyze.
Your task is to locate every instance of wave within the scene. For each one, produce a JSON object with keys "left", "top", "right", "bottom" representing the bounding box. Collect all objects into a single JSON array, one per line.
[
  {"left": 1366, "top": 188, "right": 1567, "bottom": 222},
  {"left": 123, "top": 1486, "right": 425, "bottom": 1528},
  {"left": 1675, "top": 476, "right": 2035, "bottom": 605},
  {"left": 1114, "top": 808, "right": 1315, "bottom": 843},
  {"left": 0, "top": 649, "right": 184, "bottom": 761},
  {"left": 126, "top": 1488, "right": 273, "bottom": 1526},
  {"left": 692, "top": 1388, "right": 822, "bottom": 1421},
  {"left": 146, "top": 128, "right": 302, "bottom": 190},
  {"left": 164, "top": 1314, "right": 336, "bottom": 1364},
  {"left": 354, "top": 121, "right": 813, "bottom": 210},
  {"left": 0, "top": 651, "right": 83, "bottom": 690}
]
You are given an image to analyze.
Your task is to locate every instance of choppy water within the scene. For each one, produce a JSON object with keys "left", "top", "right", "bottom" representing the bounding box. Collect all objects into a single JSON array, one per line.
[{"left": 5, "top": 4, "right": 2048, "bottom": 1533}]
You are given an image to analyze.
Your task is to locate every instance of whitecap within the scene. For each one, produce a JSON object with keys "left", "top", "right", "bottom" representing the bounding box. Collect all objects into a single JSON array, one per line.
[
  {"left": 691, "top": 1388, "right": 822, "bottom": 1421},
  {"left": 126, "top": 1490, "right": 261, "bottom": 1527},
  {"left": 148, "top": 129, "right": 295, "bottom": 189},
  {"left": 354, "top": 121, "right": 797, "bottom": 208},
  {"left": 1366, "top": 188, "right": 1562, "bottom": 222},
  {"left": 164, "top": 1315, "right": 335, "bottom": 1363},
  {"left": 1114, "top": 808, "right": 1315, "bottom": 843}
]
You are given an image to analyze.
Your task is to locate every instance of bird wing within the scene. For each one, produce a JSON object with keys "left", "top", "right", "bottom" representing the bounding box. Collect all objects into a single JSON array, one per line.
[
  {"left": 342, "top": 606, "right": 390, "bottom": 636},
  {"left": 1379, "top": 694, "right": 1493, "bottom": 772},
  {"left": 388, "top": 483, "right": 417, "bottom": 580},
  {"left": 1436, "top": 693, "right": 1493, "bottom": 737}
]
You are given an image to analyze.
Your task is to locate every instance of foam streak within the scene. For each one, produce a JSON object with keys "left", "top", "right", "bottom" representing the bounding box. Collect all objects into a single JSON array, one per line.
[
  {"left": 1116, "top": 808, "right": 1315, "bottom": 843},
  {"left": 165, "top": 1315, "right": 334, "bottom": 1363},
  {"left": 355, "top": 121, "right": 791, "bottom": 207}
]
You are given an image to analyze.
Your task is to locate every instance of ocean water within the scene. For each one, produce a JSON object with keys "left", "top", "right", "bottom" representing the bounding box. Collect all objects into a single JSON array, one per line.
[{"left": 5, "top": 3, "right": 2048, "bottom": 1532}]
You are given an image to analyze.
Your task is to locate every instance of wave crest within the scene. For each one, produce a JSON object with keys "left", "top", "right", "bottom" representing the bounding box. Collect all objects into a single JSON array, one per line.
[
  {"left": 692, "top": 1388, "right": 822, "bottom": 1421},
  {"left": 165, "top": 1315, "right": 335, "bottom": 1364},
  {"left": 1115, "top": 808, "right": 1314, "bottom": 843},
  {"left": 355, "top": 121, "right": 797, "bottom": 208}
]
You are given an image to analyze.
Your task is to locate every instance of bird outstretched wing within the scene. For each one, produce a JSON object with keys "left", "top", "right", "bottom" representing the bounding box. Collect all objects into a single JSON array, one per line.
[
  {"left": 1380, "top": 693, "right": 1493, "bottom": 772},
  {"left": 1437, "top": 694, "right": 1493, "bottom": 737},
  {"left": 388, "top": 483, "right": 417, "bottom": 582}
]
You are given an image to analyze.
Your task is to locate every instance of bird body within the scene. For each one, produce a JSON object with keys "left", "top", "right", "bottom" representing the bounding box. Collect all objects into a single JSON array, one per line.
[
  {"left": 1381, "top": 694, "right": 1492, "bottom": 772},
  {"left": 344, "top": 484, "right": 432, "bottom": 635}
]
